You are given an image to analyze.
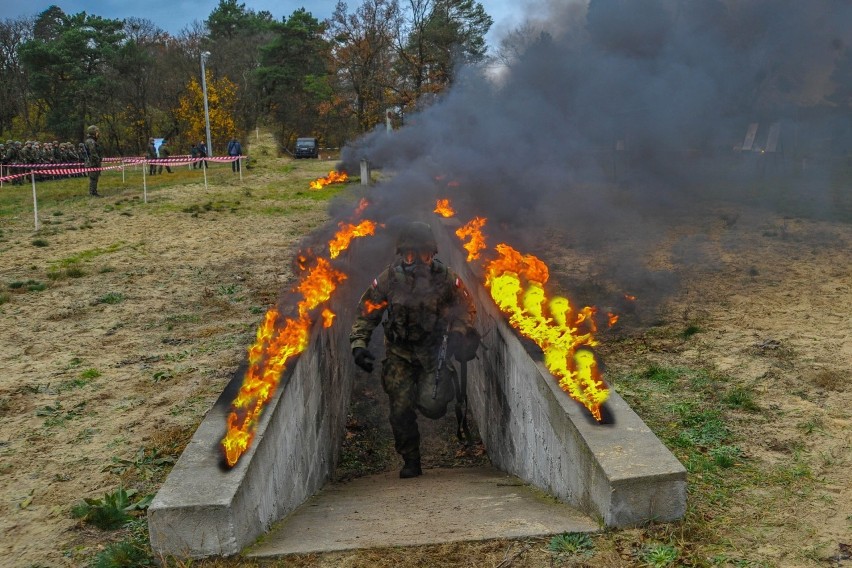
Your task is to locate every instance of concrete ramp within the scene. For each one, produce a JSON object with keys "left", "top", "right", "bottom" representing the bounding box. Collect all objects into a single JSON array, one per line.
[{"left": 245, "top": 466, "right": 598, "bottom": 557}]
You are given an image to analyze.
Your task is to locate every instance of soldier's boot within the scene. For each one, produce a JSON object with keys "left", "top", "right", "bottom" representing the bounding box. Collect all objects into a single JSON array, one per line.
[{"left": 399, "top": 457, "right": 422, "bottom": 479}]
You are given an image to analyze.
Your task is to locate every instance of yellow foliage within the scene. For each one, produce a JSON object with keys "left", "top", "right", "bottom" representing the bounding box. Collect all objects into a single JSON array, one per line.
[{"left": 174, "top": 70, "right": 239, "bottom": 154}]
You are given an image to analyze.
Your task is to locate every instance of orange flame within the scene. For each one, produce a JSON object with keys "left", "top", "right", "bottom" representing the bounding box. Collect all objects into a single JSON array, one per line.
[
  {"left": 322, "top": 308, "right": 336, "bottom": 328},
  {"left": 220, "top": 256, "right": 347, "bottom": 467},
  {"left": 363, "top": 299, "right": 388, "bottom": 315},
  {"left": 624, "top": 293, "right": 636, "bottom": 302},
  {"left": 446, "top": 206, "right": 609, "bottom": 422},
  {"left": 354, "top": 197, "right": 370, "bottom": 217},
  {"left": 310, "top": 170, "right": 349, "bottom": 190},
  {"left": 328, "top": 220, "right": 377, "bottom": 259},
  {"left": 608, "top": 312, "right": 619, "bottom": 327},
  {"left": 484, "top": 243, "right": 609, "bottom": 421},
  {"left": 434, "top": 199, "right": 455, "bottom": 217},
  {"left": 455, "top": 217, "right": 488, "bottom": 261}
]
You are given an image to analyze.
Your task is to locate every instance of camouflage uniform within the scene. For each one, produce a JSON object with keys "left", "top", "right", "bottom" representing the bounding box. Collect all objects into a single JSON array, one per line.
[
  {"left": 350, "top": 222, "right": 476, "bottom": 477},
  {"left": 157, "top": 140, "right": 172, "bottom": 174},
  {"left": 146, "top": 138, "right": 157, "bottom": 175},
  {"left": 84, "top": 126, "right": 103, "bottom": 196}
]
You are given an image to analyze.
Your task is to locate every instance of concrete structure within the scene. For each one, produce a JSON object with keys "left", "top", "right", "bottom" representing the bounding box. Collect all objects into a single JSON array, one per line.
[
  {"left": 147, "top": 219, "right": 686, "bottom": 559},
  {"left": 432, "top": 218, "right": 687, "bottom": 527},
  {"left": 245, "top": 466, "right": 599, "bottom": 557}
]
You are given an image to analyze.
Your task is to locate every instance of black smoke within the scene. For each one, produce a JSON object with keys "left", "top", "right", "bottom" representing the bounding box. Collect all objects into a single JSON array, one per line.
[{"left": 330, "top": 0, "right": 852, "bottom": 324}]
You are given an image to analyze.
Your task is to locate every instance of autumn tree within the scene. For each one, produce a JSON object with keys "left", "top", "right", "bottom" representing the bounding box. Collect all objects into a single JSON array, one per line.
[
  {"left": 328, "top": 0, "right": 403, "bottom": 133},
  {"left": 175, "top": 69, "right": 238, "bottom": 154}
]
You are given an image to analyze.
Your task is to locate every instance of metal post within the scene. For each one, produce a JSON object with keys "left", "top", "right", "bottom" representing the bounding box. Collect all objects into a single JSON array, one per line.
[
  {"left": 31, "top": 173, "right": 39, "bottom": 230},
  {"left": 203, "top": 161, "right": 208, "bottom": 190},
  {"left": 238, "top": 157, "right": 243, "bottom": 182},
  {"left": 200, "top": 51, "right": 214, "bottom": 158},
  {"left": 142, "top": 160, "right": 147, "bottom": 203},
  {"left": 360, "top": 158, "right": 371, "bottom": 186}
]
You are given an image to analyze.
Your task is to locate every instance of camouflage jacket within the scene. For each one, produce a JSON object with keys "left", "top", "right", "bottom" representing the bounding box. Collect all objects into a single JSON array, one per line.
[
  {"left": 350, "top": 258, "right": 476, "bottom": 362},
  {"left": 84, "top": 135, "right": 102, "bottom": 168}
]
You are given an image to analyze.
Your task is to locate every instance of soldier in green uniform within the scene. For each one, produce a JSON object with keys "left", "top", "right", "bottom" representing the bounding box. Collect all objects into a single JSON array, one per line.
[
  {"left": 84, "top": 125, "right": 103, "bottom": 196},
  {"left": 350, "top": 221, "right": 478, "bottom": 478}
]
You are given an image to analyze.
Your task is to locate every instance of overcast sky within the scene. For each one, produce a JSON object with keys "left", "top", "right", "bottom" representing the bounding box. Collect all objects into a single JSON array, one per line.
[{"left": 0, "top": 0, "right": 525, "bottom": 51}]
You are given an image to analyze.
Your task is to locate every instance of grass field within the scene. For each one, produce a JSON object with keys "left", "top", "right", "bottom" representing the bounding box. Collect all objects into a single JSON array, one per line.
[{"left": 0, "top": 132, "right": 849, "bottom": 567}]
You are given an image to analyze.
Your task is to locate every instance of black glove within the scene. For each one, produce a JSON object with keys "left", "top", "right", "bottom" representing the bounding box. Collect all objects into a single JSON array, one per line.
[
  {"left": 448, "top": 328, "right": 480, "bottom": 362},
  {"left": 352, "top": 347, "right": 375, "bottom": 373}
]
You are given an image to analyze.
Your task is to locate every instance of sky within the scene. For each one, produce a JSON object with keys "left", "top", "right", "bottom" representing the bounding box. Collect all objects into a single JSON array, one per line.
[{"left": 0, "top": 0, "right": 525, "bottom": 51}]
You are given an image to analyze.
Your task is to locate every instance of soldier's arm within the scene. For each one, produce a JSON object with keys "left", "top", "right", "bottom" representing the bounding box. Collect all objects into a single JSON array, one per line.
[{"left": 349, "top": 270, "right": 390, "bottom": 350}]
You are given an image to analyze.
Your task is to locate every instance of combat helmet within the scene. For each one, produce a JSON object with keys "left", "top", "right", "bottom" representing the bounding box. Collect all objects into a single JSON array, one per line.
[
  {"left": 87, "top": 125, "right": 99, "bottom": 136},
  {"left": 396, "top": 221, "right": 438, "bottom": 255}
]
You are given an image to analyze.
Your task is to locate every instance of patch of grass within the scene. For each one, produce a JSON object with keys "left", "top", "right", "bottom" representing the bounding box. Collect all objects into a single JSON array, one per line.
[
  {"left": 681, "top": 324, "right": 701, "bottom": 338},
  {"left": 0, "top": 293, "right": 8, "bottom": 305},
  {"left": 547, "top": 532, "right": 595, "bottom": 557},
  {"left": 32, "top": 238, "right": 49, "bottom": 247},
  {"left": 103, "top": 447, "right": 176, "bottom": 481},
  {"left": 95, "top": 292, "right": 125, "bottom": 305},
  {"left": 710, "top": 445, "right": 742, "bottom": 468},
  {"left": 55, "top": 243, "right": 124, "bottom": 267},
  {"left": 37, "top": 400, "right": 87, "bottom": 428},
  {"left": 641, "top": 543, "right": 679, "bottom": 567},
  {"left": 722, "top": 386, "right": 760, "bottom": 411},
  {"left": 70, "top": 486, "right": 153, "bottom": 530},
  {"left": 80, "top": 368, "right": 102, "bottom": 380},
  {"left": 642, "top": 364, "right": 680, "bottom": 389},
  {"left": 797, "top": 417, "right": 824, "bottom": 435}
]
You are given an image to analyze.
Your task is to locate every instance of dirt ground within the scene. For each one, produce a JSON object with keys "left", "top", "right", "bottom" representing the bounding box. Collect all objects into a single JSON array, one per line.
[{"left": 0, "top": 135, "right": 849, "bottom": 567}]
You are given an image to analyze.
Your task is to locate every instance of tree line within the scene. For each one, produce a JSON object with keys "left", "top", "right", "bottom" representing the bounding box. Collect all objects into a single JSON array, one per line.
[{"left": 0, "top": 0, "right": 492, "bottom": 157}]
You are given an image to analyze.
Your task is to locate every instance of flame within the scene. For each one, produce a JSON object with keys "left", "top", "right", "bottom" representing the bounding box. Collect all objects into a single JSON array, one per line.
[
  {"left": 455, "top": 217, "right": 488, "bottom": 261},
  {"left": 322, "top": 308, "right": 336, "bottom": 328},
  {"left": 354, "top": 197, "right": 370, "bottom": 217},
  {"left": 484, "top": 243, "right": 609, "bottom": 421},
  {"left": 328, "top": 220, "right": 377, "bottom": 259},
  {"left": 363, "top": 299, "right": 388, "bottom": 315},
  {"left": 624, "top": 293, "right": 636, "bottom": 302},
  {"left": 608, "top": 312, "right": 619, "bottom": 327},
  {"left": 447, "top": 207, "right": 610, "bottom": 422},
  {"left": 310, "top": 170, "right": 349, "bottom": 190},
  {"left": 434, "top": 199, "right": 455, "bottom": 217},
  {"left": 220, "top": 256, "right": 347, "bottom": 467}
]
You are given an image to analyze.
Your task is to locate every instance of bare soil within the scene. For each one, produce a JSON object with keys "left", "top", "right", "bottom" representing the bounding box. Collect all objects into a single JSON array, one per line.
[{"left": 0, "top": 136, "right": 849, "bottom": 567}]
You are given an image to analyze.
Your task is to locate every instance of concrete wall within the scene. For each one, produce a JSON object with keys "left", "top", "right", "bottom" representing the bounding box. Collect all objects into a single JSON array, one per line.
[
  {"left": 147, "top": 296, "right": 356, "bottom": 558},
  {"left": 432, "top": 218, "right": 687, "bottom": 527}
]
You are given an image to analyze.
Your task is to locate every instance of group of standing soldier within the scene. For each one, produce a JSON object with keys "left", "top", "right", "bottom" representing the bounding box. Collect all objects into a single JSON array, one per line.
[{"left": 1, "top": 139, "right": 90, "bottom": 185}]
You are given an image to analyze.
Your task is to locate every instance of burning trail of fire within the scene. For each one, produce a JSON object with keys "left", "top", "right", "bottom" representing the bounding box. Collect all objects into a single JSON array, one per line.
[
  {"left": 310, "top": 170, "right": 349, "bottom": 190},
  {"left": 434, "top": 199, "right": 455, "bottom": 217},
  {"left": 220, "top": 213, "right": 376, "bottom": 468},
  {"left": 328, "top": 220, "right": 377, "bottom": 259},
  {"left": 446, "top": 205, "right": 610, "bottom": 421}
]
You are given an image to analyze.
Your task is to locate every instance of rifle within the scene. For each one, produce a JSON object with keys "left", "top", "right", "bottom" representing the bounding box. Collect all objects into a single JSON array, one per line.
[{"left": 433, "top": 324, "right": 450, "bottom": 400}]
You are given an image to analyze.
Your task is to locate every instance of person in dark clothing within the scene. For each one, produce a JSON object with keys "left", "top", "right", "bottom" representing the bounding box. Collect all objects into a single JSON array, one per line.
[
  {"left": 157, "top": 140, "right": 172, "bottom": 174},
  {"left": 349, "top": 222, "right": 479, "bottom": 479},
  {"left": 84, "top": 125, "right": 103, "bottom": 196},
  {"left": 227, "top": 136, "right": 242, "bottom": 173}
]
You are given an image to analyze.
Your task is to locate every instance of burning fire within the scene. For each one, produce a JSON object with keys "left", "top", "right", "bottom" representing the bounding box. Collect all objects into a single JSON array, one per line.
[
  {"left": 434, "top": 199, "right": 455, "bottom": 217},
  {"left": 310, "top": 170, "right": 349, "bottom": 190},
  {"left": 440, "top": 206, "right": 610, "bottom": 421},
  {"left": 220, "top": 214, "right": 376, "bottom": 468},
  {"left": 455, "top": 217, "right": 487, "bottom": 262},
  {"left": 328, "top": 220, "right": 377, "bottom": 259}
]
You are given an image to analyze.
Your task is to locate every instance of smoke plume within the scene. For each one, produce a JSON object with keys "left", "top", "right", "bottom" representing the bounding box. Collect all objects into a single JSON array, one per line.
[{"left": 331, "top": 0, "right": 852, "bottom": 323}]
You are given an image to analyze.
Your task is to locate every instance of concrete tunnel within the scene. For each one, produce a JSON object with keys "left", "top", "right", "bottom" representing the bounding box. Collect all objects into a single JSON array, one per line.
[{"left": 147, "top": 217, "right": 687, "bottom": 559}]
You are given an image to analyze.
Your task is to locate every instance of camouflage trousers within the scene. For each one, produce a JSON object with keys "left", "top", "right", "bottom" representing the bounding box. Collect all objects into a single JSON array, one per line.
[
  {"left": 380, "top": 351, "right": 457, "bottom": 460},
  {"left": 88, "top": 172, "right": 100, "bottom": 195}
]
